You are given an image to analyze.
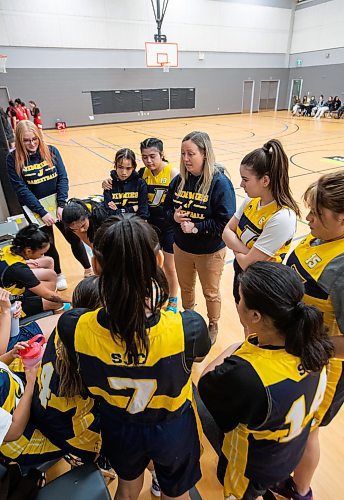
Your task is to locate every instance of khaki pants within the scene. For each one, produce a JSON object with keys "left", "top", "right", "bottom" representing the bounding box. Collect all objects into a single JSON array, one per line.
[{"left": 173, "top": 244, "right": 226, "bottom": 324}]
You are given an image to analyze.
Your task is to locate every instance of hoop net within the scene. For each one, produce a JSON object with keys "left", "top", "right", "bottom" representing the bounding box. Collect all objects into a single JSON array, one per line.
[{"left": 0, "top": 55, "right": 7, "bottom": 73}]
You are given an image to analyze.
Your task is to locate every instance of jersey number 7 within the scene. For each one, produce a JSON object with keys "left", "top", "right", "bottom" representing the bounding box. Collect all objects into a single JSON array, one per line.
[{"left": 108, "top": 378, "right": 158, "bottom": 414}]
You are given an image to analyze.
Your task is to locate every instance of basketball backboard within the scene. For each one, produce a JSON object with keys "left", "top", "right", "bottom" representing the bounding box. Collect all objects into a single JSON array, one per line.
[{"left": 145, "top": 42, "right": 178, "bottom": 68}]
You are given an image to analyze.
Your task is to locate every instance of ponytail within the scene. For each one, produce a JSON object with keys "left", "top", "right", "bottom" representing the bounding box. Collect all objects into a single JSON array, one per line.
[
  {"left": 239, "top": 262, "right": 333, "bottom": 372},
  {"left": 93, "top": 214, "right": 169, "bottom": 365},
  {"left": 241, "top": 139, "right": 301, "bottom": 217},
  {"left": 285, "top": 302, "right": 333, "bottom": 372}
]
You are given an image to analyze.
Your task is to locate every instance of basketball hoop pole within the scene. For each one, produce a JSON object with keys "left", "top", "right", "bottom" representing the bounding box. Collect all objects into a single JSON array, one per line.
[{"left": 150, "top": 0, "right": 169, "bottom": 42}]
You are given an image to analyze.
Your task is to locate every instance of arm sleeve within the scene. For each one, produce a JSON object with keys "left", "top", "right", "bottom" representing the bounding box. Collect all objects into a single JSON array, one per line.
[
  {"left": 234, "top": 197, "right": 251, "bottom": 220},
  {"left": 6, "top": 152, "right": 47, "bottom": 216},
  {"left": 253, "top": 209, "right": 296, "bottom": 257},
  {"left": 194, "top": 176, "right": 236, "bottom": 237},
  {"left": 4, "top": 263, "right": 40, "bottom": 289},
  {"left": 182, "top": 310, "right": 211, "bottom": 370},
  {"left": 198, "top": 356, "right": 268, "bottom": 432},
  {"left": 135, "top": 179, "right": 149, "bottom": 219},
  {"left": 50, "top": 146, "right": 69, "bottom": 208},
  {"left": 163, "top": 176, "right": 180, "bottom": 224}
]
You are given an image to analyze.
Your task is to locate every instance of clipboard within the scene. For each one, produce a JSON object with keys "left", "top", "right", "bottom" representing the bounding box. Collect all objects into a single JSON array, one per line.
[{"left": 23, "top": 194, "right": 58, "bottom": 227}]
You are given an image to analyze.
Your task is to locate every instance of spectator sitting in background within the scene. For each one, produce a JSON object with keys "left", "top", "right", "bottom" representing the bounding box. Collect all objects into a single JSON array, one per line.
[
  {"left": 336, "top": 103, "right": 344, "bottom": 119},
  {"left": 314, "top": 96, "right": 333, "bottom": 119},
  {"left": 306, "top": 96, "right": 317, "bottom": 116},
  {"left": 311, "top": 95, "right": 324, "bottom": 116},
  {"left": 330, "top": 96, "right": 342, "bottom": 117}
]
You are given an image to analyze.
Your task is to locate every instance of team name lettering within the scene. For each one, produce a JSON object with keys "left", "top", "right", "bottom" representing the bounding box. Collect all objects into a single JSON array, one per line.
[
  {"left": 112, "top": 192, "right": 138, "bottom": 200},
  {"left": 178, "top": 191, "right": 209, "bottom": 203},
  {"left": 27, "top": 173, "right": 58, "bottom": 184},
  {"left": 111, "top": 352, "right": 147, "bottom": 365}
]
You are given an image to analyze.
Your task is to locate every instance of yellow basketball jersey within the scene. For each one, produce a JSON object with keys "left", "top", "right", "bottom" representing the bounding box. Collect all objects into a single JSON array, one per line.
[
  {"left": 221, "top": 336, "right": 327, "bottom": 498},
  {"left": 72, "top": 309, "right": 193, "bottom": 423},
  {"left": 287, "top": 234, "right": 344, "bottom": 336},
  {"left": 236, "top": 198, "right": 292, "bottom": 262},
  {"left": 141, "top": 163, "right": 173, "bottom": 208},
  {"left": 287, "top": 235, "right": 344, "bottom": 427},
  {"left": 31, "top": 331, "right": 101, "bottom": 459},
  {"left": 0, "top": 362, "right": 61, "bottom": 463},
  {"left": 0, "top": 245, "right": 26, "bottom": 295}
]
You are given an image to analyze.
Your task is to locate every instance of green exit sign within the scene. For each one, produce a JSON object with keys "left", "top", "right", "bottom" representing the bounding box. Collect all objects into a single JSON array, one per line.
[{"left": 296, "top": 59, "right": 303, "bottom": 67}]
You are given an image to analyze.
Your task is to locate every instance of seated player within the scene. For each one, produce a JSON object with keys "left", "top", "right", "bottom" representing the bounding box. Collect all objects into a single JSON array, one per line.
[
  {"left": 31, "top": 276, "right": 102, "bottom": 462},
  {"left": 0, "top": 346, "right": 62, "bottom": 466},
  {"left": 0, "top": 225, "right": 65, "bottom": 317}
]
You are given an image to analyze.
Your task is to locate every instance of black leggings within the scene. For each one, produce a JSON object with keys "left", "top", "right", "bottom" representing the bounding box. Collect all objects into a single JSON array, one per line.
[{"left": 42, "top": 222, "right": 90, "bottom": 274}]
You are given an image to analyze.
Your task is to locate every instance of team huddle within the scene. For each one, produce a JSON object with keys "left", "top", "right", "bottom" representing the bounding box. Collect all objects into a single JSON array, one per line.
[{"left": 0, "top": 120, "right": 343, "bottom": 500}]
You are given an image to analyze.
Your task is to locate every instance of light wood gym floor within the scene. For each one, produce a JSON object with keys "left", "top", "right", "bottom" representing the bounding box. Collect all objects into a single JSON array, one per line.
[{"left": 45, "top": 110, "right": 344, "bottom": 499}]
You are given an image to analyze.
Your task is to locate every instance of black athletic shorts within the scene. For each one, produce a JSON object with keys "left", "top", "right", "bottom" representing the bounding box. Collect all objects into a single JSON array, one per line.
[
  {"left": 22, "top": 290, "right": 44, "bottom": 317},
  {"left": 101, "top": 405, "right": 202, "bottom": 497}
]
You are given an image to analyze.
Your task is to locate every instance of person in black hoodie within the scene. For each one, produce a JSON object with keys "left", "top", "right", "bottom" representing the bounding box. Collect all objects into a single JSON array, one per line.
[
  {"left": 7, "top": 121, "right": 92, "bottom": 291},
  {"left": 164, "top": 131, "right": 236, "bottom": 345},
  {"left": 103, "top": 148, "right": 149, "bottom": 220}
]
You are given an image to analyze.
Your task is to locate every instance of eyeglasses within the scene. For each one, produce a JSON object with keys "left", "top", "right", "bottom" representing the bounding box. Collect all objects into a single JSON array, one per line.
[{"left": 23, "top": 137, "right": 39, "bottom": 144}]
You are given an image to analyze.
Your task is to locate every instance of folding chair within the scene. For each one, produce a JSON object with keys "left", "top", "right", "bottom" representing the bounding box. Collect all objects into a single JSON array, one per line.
[{"left": 35, "top": 462, "right": 111, "bottom": 500}]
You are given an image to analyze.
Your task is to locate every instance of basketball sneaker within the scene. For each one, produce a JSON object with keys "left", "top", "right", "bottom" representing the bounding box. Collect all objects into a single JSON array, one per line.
[
  {"left": 272, "top": 477, "right": 313, "bottom": 500},
  {"left": 56, "top": 273, "right": 68, "bottom": 291}
]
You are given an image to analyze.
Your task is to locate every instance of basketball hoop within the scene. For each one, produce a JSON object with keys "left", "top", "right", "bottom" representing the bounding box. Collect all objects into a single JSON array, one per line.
[{"left": 0, "top": 55, "right": 7, "bottom": 73}]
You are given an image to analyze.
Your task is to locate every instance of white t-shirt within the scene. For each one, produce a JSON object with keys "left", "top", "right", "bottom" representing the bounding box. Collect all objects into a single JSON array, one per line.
[
  {"left": 0, "top": 361, "right": 24, "bottom": 446},
  {"left": 235, "top": 197, "right": 297, "bottom": 257}
]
